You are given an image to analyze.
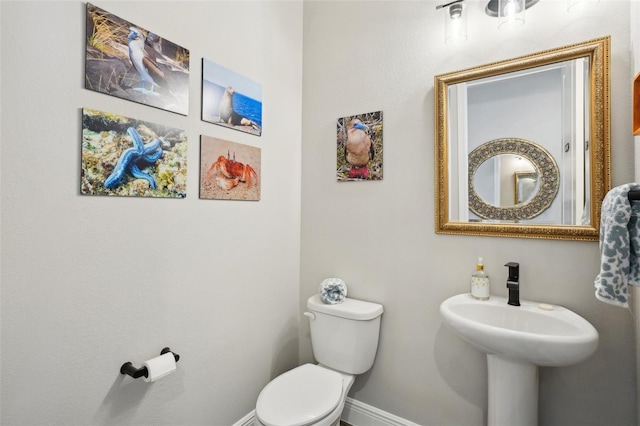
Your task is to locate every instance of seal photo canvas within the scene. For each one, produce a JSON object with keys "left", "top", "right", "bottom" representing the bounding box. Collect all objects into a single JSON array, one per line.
[
  {"left": 337, "top": 111, "right": 383, "bottom": 181},
  {"left": 201, "top": 58, "right": 262, "bottom": 136},
  {"left": 85, "top": 3, "right": 190, "bottom": 115},
  {"left": 199, "top": 135, "right": 261, "bottom": 201},
  {"left": 81, "top": 108, "right": 188, "bottom": 198}
]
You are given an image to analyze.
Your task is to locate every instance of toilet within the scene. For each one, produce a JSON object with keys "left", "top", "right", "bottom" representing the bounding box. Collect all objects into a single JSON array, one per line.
[{"left": 254, "top": 294, "right": 384, "bottom": 426}]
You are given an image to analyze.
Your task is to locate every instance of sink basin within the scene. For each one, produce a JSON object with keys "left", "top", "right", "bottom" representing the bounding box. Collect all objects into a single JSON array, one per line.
[
  {"left": 440, "top": 293, "right": 598, "bottom": 366},
  {"left": 440, "top": 293, "right": 599, "bottom": 426}
]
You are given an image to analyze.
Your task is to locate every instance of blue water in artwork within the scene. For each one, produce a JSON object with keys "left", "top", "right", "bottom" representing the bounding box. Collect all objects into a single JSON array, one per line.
[{"left": 203, "top": 80, "right": 262, "bottom": 127}]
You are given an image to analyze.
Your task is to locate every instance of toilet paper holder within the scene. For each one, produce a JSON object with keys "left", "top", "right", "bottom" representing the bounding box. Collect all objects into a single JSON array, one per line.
[{"left": 120, "top": 347, "right": 180, "bottom": 379}]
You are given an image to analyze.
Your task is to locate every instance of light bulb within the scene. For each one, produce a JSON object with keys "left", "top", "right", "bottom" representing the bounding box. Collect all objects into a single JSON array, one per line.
[
  {"left": 498, "top": 0, "right": 525, "bottom": 29},
  {"left": 449, "top": 3, "right": 463, "bottom": 19},
  {"left": 445, "top": 3, "right": 468, "bottom": 43}
]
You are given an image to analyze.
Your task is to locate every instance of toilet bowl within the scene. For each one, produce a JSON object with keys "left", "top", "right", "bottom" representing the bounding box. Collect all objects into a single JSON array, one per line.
[
  {"left": 254, "top": 295, "right": 383, "bottom": 426},
  {"left": 254, "top": 364, "right": 355, "bottom": 426}
]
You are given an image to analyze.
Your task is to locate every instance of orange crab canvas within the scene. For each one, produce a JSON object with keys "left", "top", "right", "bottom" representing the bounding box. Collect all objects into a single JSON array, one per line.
[{"left": 199, "top": 135, "right": 261, "bottom": 201}]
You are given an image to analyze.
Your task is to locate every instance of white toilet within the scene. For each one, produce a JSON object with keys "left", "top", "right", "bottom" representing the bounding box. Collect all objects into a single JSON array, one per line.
[{"left": 254, "top": 294, "right": 384, "bottom": 426}]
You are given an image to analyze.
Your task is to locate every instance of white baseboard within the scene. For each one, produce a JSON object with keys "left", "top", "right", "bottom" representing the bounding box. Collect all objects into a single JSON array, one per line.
[
  {"left": 233, "top": 398, "right": 420, "bottom": 426},
  {"left": 232, "top": 409, "right": 255, "bottom": 426},
  {"left": 342, "top": 397, "right": 421, "bottom": 426}
]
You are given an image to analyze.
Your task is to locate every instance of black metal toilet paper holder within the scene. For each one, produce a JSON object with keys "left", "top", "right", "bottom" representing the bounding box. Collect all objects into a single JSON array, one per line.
[{"left": 120, "top": 347, "right": 180, "bottom": 379}]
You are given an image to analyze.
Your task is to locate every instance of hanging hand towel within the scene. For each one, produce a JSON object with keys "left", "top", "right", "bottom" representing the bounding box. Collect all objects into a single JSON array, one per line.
[
  {"left": 319, "top": 278, "right": 347, "bottom": 304},
  {"left": 594, "top": 183, "right": 640, "bottom": 307}
]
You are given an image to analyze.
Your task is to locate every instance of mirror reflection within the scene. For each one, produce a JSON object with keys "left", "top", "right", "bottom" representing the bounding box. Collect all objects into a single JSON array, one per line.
[
  {"left": 474, "top": 155, "right": 537, "bottom": 207},
  {"left": 435, "top": 37, "right": 611, "bottom": 240},
  {"left": 467, "top": 138, "right": 559, "bottom": 223},
  {"left": 515, "top": 170, "right": 538, "bottom": 205},
  {"left": 451, "top": 58, "right": 587, "bottom": 224}
]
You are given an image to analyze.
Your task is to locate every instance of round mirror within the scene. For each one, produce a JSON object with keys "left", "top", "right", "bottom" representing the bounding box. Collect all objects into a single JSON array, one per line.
[
  {"left": 473, "top": 155, "right": 538, "bottom": 207},
  {"left": 468, "top": 138, "right": 559, "bottom": 221}
]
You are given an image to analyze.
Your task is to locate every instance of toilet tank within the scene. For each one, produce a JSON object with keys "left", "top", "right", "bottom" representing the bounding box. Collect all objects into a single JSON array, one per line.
[{"left": 306, "top": 294, "right": 384, "bottom": 375}]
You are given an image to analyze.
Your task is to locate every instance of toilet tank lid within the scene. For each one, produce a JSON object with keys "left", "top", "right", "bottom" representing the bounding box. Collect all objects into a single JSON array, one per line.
[{"left": 307, "top": 294, "right": 383, "bottom": 320}]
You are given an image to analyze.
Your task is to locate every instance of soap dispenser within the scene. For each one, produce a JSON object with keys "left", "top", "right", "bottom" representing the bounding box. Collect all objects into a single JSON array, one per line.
[{"left": 471, "top": 257, "right": 490, "bottom": 300}]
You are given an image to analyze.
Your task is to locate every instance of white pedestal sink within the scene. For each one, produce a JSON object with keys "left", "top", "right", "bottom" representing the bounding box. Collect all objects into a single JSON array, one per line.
[{"left": 440, "top": 293, "right": 598, "bottom": 426}]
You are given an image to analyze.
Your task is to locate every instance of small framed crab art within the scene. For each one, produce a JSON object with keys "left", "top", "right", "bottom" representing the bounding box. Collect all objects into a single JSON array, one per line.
[
  {"left": 199, "top": 135, "right": 261, "bottom": 201},
  {"left": 336, "top": 110, "right": 383, "bottom": 181}
]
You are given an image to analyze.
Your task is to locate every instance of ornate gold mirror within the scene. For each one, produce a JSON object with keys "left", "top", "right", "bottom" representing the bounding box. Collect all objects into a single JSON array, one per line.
[
  {"left": 435, "top": 37, "right": 611, "bottom": 240},
  {"left": 468, "top": 138, "right": 559, "bottom": 222}
]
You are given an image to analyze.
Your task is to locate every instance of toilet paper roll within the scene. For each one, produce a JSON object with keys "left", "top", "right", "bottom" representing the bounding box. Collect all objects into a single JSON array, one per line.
[{"left": 143, "top": 352, "right": 176, "bottom": 382}]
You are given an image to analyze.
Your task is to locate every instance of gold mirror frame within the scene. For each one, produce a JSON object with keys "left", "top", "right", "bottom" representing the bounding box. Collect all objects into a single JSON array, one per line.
[
  {"left": 514, "top": 170, "right": 538, "bottom": 205},
  {"left": 435, "top": 37, "right": 611, "bottom": 241},
  {"left": 468, "top": 138, "right": 559, "bottom": 221}
]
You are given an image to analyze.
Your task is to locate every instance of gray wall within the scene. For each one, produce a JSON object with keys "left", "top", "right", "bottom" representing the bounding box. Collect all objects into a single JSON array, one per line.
[
  {"left": 301, "top": 1, "right": 636, "bottom": 425},
  {"left": 1, "top": 1, "right": 302, "bottom": 425}
]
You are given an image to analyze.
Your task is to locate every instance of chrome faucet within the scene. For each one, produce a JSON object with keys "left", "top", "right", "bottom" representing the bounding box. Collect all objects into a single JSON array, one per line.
[{"left": 505, "top": 262, "right": 520, "bottom": 306}]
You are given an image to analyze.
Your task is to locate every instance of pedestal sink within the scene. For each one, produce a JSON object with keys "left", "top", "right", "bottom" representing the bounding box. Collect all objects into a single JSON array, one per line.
[{"left": 440, "top": 293, "right": 598, "bottom": 426}]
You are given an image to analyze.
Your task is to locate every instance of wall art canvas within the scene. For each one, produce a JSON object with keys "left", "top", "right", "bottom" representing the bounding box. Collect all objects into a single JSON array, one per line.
[
  {"left": 81, "top": 108, "right": 187, "bottom": 198},
  {"left": 85, "top": 3, "right": 190, "bottom": 115},
  {"left": 200, "top": 135, "right": 261, "bottom": 201},
  {"left": 202, "top": 58, "right": 262, "bottom": 136},
  {"left": 337, "top": 110, "right": 383, "bottom": 181}
]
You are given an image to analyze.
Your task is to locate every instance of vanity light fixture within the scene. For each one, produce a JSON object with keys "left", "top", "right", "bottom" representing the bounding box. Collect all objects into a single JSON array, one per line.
[
  {"left": 437, "top": 0, "right": 468, "bottom": 44},
  {"left": 437, "top": 0, "right": 538, "bottom": 42},
  {"left": 484, "top": 0, "right": 540, "bottom": 22},
  {"left": 497, "top": 0, "right": 525, "bottom": 28},
  {"left": 485, "top": 0, "right": 538, "bottom": 29}
]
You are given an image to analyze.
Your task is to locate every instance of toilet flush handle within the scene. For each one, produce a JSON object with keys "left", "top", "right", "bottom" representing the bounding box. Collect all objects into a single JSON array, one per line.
[{"left": 303, "top": 311, "right": 315, "bottom": 320}]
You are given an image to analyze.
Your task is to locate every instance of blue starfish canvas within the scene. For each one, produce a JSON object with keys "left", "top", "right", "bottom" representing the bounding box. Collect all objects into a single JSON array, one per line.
[{"left": 81, "top": 108, "right": 187, "bottom": 198}]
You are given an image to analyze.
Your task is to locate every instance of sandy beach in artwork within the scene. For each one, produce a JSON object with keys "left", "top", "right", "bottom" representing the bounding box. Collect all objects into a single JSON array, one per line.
[{"left": 199, "top": 136, "right": 261, "bottom": 201}]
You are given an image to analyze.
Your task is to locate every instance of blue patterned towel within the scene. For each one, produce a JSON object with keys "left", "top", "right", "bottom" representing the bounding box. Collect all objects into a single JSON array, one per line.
[{"left": 594, "top": 183, "right": 640, "bottom": 307}]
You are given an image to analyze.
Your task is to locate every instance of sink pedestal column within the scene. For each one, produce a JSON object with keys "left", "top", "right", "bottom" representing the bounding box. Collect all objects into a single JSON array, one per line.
[{"left": 487, "top": 354, "right": 538, "bottom": 426}]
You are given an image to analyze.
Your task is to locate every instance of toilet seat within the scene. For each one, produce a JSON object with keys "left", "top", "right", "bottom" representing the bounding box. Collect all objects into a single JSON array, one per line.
[{"left": 255, "top": 364, "right": 344, "bottom": 426}]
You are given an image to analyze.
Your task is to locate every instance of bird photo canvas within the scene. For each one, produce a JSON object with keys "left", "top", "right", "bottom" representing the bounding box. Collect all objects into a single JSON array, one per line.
[
  {"left": 337, "top": 111, "right": 383, "bottom": 181},
  {"left": 200, "top": 136, "right": 261, "bottom": 201},
  {"left": 202, "top": 59, "right": 262, "bottom": 136},
  {"left": 81, "top": 108, "right": 188, "bottom": 198},
  {"left": 85, "top": 3, "right": 190, "bottom": 115}
]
